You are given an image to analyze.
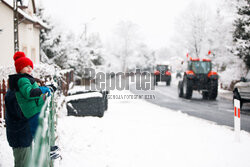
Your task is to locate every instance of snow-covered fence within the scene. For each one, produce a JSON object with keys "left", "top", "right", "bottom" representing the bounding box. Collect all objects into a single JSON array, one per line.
[
  {"left": 27, "top": 93, "right": 57, "bottom": 167},
  {"left": 57, "top": 70, "right": 74, "bottom": 96},
  {"left": 0, "top": 79, "right": 7, "bottom": 126}
]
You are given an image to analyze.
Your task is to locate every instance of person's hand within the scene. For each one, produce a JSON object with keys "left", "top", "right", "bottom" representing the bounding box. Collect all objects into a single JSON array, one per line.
[
  {"left": 46, "top": 84, "right": 57, "bottom": 92},
  {"left": 39, "top": 86, "right": 51, "bottom": 96}
]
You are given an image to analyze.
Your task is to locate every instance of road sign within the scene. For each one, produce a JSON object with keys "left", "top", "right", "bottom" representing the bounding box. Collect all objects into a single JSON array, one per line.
[{"left": 234, "top": 99, "right": 240, "bottom": 142}]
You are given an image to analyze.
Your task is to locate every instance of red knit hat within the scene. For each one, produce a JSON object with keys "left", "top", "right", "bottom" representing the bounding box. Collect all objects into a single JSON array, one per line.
[{"left": 13, "top": 51, "right": 34, "bottom": 73}]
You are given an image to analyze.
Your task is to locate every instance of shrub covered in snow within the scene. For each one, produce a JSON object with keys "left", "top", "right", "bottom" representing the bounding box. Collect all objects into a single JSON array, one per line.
[
  {"left": 0, "top": 63, "right": 62, "bottom": 82},
  {"left": 218, "top": 55, "right": 248, "bottom": 90}
]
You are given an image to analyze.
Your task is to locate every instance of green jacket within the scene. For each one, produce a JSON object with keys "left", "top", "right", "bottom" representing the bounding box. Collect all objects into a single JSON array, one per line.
[{"left": 9, "top": 74, "right": 45, "bottom": 119}]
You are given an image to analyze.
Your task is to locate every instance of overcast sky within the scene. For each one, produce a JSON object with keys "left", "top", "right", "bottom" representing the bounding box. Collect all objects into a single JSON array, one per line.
[{"left": 39, "top": 0, "right": 219, "bottom": 49}]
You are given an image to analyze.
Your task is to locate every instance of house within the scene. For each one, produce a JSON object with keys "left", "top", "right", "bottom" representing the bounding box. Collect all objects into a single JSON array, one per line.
[{"left": 0, "top": 0, "right": 47, "bottom": 67}]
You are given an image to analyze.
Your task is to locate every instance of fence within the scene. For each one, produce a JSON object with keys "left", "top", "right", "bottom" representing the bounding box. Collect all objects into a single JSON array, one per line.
[
  {"left": 0, "top": 79, "right": 7, "bottom": 126},
  {"left": 27, "top": 93, "right": 56, "bottom": 167},
  {"left": 61, "top": 70, "right": 74, "bottom": 96}
]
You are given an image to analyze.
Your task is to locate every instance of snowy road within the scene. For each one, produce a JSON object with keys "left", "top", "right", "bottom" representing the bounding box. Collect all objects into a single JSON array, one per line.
[{"left": 129, "top": 76, "right": 250, "bottom": 133}]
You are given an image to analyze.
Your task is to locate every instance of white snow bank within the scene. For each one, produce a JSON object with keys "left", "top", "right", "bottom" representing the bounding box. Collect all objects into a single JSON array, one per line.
[
  {"left": 67, "top": 85, "right": 91, "bottom": 95},
  {"left": 66, "top": 92, "right": 103, "bottom": 102},
  {"left": 0, "top": 129, "right": 14, "bottom": 166},
  {"left": 56, "top": 90, "right": 250, "bottom": 167}
]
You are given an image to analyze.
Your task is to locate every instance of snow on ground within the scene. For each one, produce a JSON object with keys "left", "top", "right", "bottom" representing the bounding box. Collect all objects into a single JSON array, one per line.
[
  {"left": 0, "top": 128, "right": 14, "bottom": 167},
  {"left": 67, "top": 85, "right": 93, "bottom": 95},
  {"left": 1, "top": 89, "right": 250, "bottom": 167},
  {"left": 56, "top": 90, "right": 250, "bottom": 167},
  {"left": 65, "top": 92, "right": 103, "bottom": 102}
]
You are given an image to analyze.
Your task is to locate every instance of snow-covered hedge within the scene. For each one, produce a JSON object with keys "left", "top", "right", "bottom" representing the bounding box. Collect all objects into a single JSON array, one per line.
[
  {"left": 219, "top": 57, "right": 248, "bottom": 90},
  {"left": 0, "top": 63, "right": 60, "bottom": 81}
]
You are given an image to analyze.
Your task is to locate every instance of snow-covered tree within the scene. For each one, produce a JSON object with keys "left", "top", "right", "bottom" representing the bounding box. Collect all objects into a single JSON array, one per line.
[
  {"left": 132, "top": 43, "right": 156, "bottom": 71},
  {"left": 114, "top": 20, "right": 140, "bottom": 72},
  {"left": 88, "top": 33, "right": 105, "bottom": 66},
  {"left": 206, "top": 6, "right": 235, "bottom": 72},
  {"left": 37, "top": 7, "right": 62, "bottom": 63},
  {"left": 205, "top": 0, "right": 248, "bottom": 89},
  {"left": 233, "top": 0, "right": 250, "bottom": 69},
  {"left": 37, "top": 6, "right": 107, "bottom": 81},
  {"left": 175, "top": 2, "right": 211, "bottom": 58}
]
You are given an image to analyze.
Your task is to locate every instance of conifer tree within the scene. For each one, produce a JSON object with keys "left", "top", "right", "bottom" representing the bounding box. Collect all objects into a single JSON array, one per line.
[{"left": 233, "top": 0, "right": 250, "bottom": 69}]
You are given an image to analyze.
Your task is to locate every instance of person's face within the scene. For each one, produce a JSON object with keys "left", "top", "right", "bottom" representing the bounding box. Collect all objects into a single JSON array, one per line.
[{"left": 20, "top": 65, "right": 33, "bottom": 75}]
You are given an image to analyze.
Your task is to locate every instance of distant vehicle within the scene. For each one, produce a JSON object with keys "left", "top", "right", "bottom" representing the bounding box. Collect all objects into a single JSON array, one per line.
[
  {"left": 233, "top": 75, "right": 250, "bottom": 108},
  {"left": 178, "top": 58, "right": 218, "bottom": 99},
  {"left": 176, "top": 70, "right": 182, "bottom": 78},
  {"left": 154, "top": 64, "right": 171, "bottom": 86}
]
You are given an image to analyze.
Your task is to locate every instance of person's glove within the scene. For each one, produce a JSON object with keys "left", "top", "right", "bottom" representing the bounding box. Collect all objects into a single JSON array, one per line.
[
  {"left": 46, "top": 84, "right": 57, "bottom": 92},
  {"left": 39, "top": 86, "right": 51, "bottom": 96}
]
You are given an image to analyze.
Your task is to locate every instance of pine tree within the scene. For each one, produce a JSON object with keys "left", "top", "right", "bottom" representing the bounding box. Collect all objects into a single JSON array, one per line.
[{"left": 233, "top": 0, "right": 250, "bottom": 69}]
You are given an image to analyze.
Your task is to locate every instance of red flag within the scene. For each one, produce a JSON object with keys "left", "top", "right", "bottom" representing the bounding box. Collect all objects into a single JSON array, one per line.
[{"left": 208, "top": 50, "right": 211, "bottom": 55}]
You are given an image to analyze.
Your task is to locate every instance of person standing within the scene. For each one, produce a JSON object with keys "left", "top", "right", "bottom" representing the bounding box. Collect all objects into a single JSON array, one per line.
[{"left": 5, "top": 51, "right": 51, "bottom": 167}]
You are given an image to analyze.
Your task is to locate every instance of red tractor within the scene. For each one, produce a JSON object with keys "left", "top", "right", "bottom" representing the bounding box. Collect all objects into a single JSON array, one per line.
[
  {"left": 154, "top": 64, "right": 172, "bottom": 86},
  {"left": 178, "top": 58, "right": 218, "bottom": 99}
]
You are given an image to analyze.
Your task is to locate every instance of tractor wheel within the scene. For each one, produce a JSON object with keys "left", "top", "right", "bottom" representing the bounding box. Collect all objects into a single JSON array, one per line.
[
  {"left": 178, "top": 81, "right": 184, "bottom": 97},
  {"left": 166, "top": 80, "right": 170, "bottom": 86},
  {"left": 183, "top": 76, "right": 193, "bottom": 99},
  {"left": 202, "top": 91, "right": 208, "bottom": 99},
  {"left": 208, "top": 80, "right": 218, "bottom": 100},
  {"left": 153, "top": 78, "right": 157, "bottom": 86}
]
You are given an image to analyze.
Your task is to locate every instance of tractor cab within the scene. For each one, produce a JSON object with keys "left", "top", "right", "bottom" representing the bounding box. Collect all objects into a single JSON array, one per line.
[
  {"left": 188, "top": 58, "right": 212, "bottom": 74},
  {"left": 156, "top": 65, "right": 170, "bottom": 74}
]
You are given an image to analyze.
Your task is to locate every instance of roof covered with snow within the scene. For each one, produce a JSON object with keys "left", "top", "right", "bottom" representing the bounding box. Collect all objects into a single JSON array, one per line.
[
  {"left": 1, "top": 0, "right": 48, "bottom": 29},
  {"left": 3, "top": 0, "right": 35, "bottom": 11}
]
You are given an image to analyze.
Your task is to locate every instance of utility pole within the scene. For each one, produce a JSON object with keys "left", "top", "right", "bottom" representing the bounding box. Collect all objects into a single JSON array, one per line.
[
  {"left": 80, "top": 17, "right": 96, "bottom": 41},
  {"left": 13, "top": 0, "right": 22, "bottom": 52},
  {"left": 84, "top": 23, "right": 87, "bottom": 41}
]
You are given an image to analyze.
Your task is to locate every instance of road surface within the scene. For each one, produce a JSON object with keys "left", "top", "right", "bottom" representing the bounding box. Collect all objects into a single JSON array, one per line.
[{"left": 129, "top": 75, "right": 250, "bottom": 133}]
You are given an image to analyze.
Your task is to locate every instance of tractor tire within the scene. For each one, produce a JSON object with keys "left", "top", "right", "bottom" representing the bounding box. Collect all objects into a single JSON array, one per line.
[
  {"left": 166, "top": 80, "right": 170, "bottom": 86},
  {"left": 208, "top": 80, "right": 218, "bottom": 100},
  {"left": 178, "top": 81, "right": 183, "bottom": 97},
  {"left": 154, "top": 76, "right": 158, "bottom": 86},
  {"left": 202, "top": 91, "right": 208, "bottom": 100},
  {"left": 183, "top": 76, "right": 193, "bottom": 99}
]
